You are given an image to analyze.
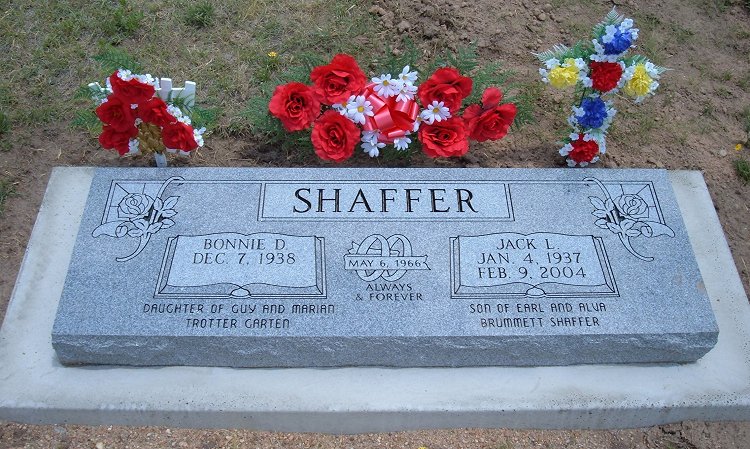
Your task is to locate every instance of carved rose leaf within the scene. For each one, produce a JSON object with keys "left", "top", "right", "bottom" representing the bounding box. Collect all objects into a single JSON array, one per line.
[
  {"left": 592, "top": 209, "right": 608, "bottom": 218},
  {"left": 589, "top": 196, "right": 606, "bottom": 210},
  {"left": 162, "top": 196, "right": 179, "bottom": 210},
  {"left": 640, "top": 221, "right": 675, "bottom": 238}
]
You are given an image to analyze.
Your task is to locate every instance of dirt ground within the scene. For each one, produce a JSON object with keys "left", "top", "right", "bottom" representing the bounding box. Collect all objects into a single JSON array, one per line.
[{"left": 1, "top": 0, "right": 749, "bottom": 447}]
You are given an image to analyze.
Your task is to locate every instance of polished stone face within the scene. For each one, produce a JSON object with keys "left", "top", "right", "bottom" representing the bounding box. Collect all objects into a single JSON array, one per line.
[{"left": 52, "top": 167, "right": 718, "bottom": 367}]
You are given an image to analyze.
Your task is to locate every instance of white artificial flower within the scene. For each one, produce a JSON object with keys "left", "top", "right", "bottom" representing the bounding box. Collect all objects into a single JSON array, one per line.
[
  {"left": 412, "top": 116, "right": 422, "bottom": 132},
  {"left": 117, "top": 69, "right": 133, "bottom": 81},
  {"left": 332, "top": 103, "right": 347, "bottom": 115},
  {"left": 133, "top": 73, "right": 157, "bottom": 87},
  {"left": 128, "top": 138, "right": 140, "bottom": 155},
  {"left": 590, "top": 40, "right": 619, "bottom": 63},
  {"left": 396, "top": 82, "right": 418, "bottom": 102},
  {"left": 167, "top": 105, "right": 183, "bottom": 119},
  {"left": 393, "top": 135, "right": 412, "bottom": 151},
  {"left": 372, "top": 74, "right": 402, "bottom": 98},
  {"left": 167, "top": 104, "right": 191, "bottom": 124},
  {"left": 362, "top": 141, "right": 385, "bottom": 157},
  {"left": 134, "top": 118, "right": 143, "bottom": 126},
  {"left": 361, "top": 130, "right": 380, "bottom": 146},
  {"left": 398, "top": 65, "right": 418, "bottom": 85},
  {"left": 345, "top": 95, "right": 374, "bottom": 125},
  {"left": 602, "top": 25, "right": 617, "bottom": 44},
  {"left": 193, "top": 127, "right": 206, "bottom": 147},
  {"left": 544, "top": 58, "right": 559, "bottom": 69},
  {"left": 420, "top": 101, "right": 451, "bottom": 125}
]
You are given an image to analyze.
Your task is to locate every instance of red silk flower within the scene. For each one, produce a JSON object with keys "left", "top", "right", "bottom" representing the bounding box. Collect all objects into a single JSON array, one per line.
[
  {"left": 138, "top": 97, "right": 175, "bottom": 127},
  {"left": 463, "top": 87, "right": 517, "bottom": 142},
  {"left": 590, "top": 61, "right": 623, "bottom": 93},
  {"left": 99, "top": 125, "right": 138, "bottom": 156},
  {"left": 162, "top": 122, "right": 198, "bottom": 152},
  {"left": 568, "top": 134, "right": 600, "bottom": 164},
  {"left": 418, "top": 67, "right": 473, "bottom": 113},
  {"left": 310, "top": 54, "right": 367, "bottom": 105},
  {"left": 311, "top": 110, "right": 360, "bottom": 163},
  {"left": 108, "top": 71, "right": 156, "bottom": 105},
  {"left": 418, "top": 116, "right": 469, "bottom": 158},
  {"left": 268, "top": 82, "right": 321, "bottom": 132},
  {"left": 95, "top": 94, "right": 136, "bottom": 132}
]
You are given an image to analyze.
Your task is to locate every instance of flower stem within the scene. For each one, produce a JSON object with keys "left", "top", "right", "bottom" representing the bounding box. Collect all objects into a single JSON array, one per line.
[{"left": 578, "top": 87, "right": 589, "bottom": 107}]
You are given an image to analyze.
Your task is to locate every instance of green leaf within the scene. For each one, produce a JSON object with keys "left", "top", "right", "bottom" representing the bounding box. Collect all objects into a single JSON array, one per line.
[
  {"left": 93, "top": 48, "right": 142, "bottom": 74},
  {"left": 592, "top": 8, "right": 625, "bottom": 38}
]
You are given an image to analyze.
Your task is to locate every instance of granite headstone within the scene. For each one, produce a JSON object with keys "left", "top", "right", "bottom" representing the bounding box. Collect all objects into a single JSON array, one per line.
[{"left": 52, "top": 168, "right": 719, "bottom": 367}]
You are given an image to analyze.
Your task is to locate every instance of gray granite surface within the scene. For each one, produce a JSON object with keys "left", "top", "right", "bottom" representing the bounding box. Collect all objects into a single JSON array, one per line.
[{"left": 51, "top": 168, "right": 719, "bottom": 367}]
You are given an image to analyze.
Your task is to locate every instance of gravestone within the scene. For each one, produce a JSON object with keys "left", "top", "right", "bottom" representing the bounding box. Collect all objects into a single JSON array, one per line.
[{"left": 52, "top": 168, "right": 718, "bottom": 367}]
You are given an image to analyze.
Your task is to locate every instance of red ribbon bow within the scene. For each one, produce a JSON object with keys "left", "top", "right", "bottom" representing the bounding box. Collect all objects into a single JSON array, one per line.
[{"left": 362, "top": 83, "right": 419, "bottom": 143}]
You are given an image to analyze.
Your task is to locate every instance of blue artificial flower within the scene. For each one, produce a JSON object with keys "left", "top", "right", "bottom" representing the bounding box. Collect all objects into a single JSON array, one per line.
[
  {"left": 577, "top": 97, "right": 608, "bottom": 129},
  {"left": 603, "top": 28, "right": 633, "bottom": 55}
]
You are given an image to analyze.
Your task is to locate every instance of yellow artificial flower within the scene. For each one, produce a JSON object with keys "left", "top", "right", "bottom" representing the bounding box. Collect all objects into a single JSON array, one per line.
[
  {"left": 622, "top": 63, "right": 653, "bottom": 99},
  {"left": 547, "top": 58, "right": 579, "bottom": 89}
]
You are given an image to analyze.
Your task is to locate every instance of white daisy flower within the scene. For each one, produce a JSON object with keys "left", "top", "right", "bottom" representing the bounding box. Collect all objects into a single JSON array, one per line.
[
  {"left": 393, "top": 135, "right": 412, "bottom": 151},
  {"left": 345, "top": 95, "right": 374, "bottom": 125},
  {"left": 398, "top": 66, "right": 418, "bottom": 85},
  {"left": 396, "top": 82, "right": 418, "bottom": 102},
  {"left": 362, "top": 141, "right": 385, "bottom": 157},
  {"left": 372, "top": 74, "right": 402, "bottom": 98},
  {"left": 420, "top": 101, "right": 451, "bottom": 125},
  {"left": 412, "top": 116, "right": 422, "bottom": 132},
  {"left": 361, "top": 130, "right": 380, "bottom": 146},
  {"left": 332, "top": 103, "right": 347, "bottom": 115}
]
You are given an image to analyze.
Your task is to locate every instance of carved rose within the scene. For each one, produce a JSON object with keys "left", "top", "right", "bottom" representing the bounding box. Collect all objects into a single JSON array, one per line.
[
  {"left": 615, "top": 194, "right": 648, "bottom": 218},
  {"left": 118, "top": 193, "right": 154, "bottom": 219}
]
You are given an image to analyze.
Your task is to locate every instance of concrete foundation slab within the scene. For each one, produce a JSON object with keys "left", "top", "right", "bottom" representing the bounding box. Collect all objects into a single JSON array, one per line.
[{"left": 0, "top": 167, "right": 749, "bottom": 432}]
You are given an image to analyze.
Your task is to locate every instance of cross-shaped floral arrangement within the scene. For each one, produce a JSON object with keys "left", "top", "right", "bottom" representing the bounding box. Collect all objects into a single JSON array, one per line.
[{"left": 537, "top": 9, "right": 667, "bottom": 167}]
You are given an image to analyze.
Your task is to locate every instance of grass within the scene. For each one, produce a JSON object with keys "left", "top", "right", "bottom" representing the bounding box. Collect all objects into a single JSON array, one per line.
[
  {"left": 742, "top": 106, "right": 750, "bottom": 133},
  {"left": 0, "top": 178, "right": 17, "bottom": 216},
  {"left": 0, "top": 0, "right": 383, "bottom": 144},
  {"left": 0, "top": 110, "right": 9, "bottom": 135},
  {"left": 185, "top": 2, "right": 215, "bottom": 28},
  {"left": 736, "top": 158, "right": 750, "bottom": 183},
  {"left": 102, "top": 0, "right": 145, "bottom": 44}
]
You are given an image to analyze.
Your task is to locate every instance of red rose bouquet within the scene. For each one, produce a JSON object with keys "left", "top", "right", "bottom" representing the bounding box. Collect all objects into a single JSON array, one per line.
[
  {"left": 89, "top": 70, "right": 206, "bottom": 166},
  {"left": 267, "top": 53, "right": 518, "bottom": 163}
]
